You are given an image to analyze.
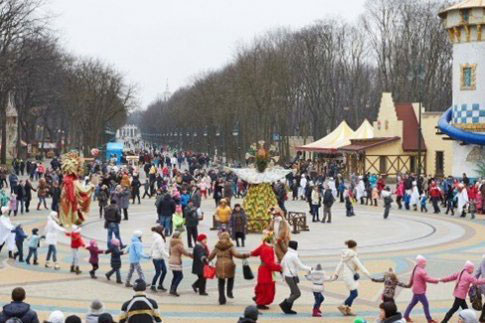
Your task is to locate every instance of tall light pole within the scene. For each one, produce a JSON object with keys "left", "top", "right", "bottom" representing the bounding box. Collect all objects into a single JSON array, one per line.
[{"left": 408, "top": 64, "right": 426, "bottom": 177}]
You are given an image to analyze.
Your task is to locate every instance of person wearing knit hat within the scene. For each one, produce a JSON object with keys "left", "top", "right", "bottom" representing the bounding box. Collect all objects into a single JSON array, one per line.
[
  {"left": 47, "top": 310, "right": 65, "bottom": 323},
  {"left": 86, "top": 240, "right": 104, "bottom": 279},
  {"left": 458, "top": 309, "right": 479, "bottom": 323},
  {"left": 98, "top": 313, "right": 115, "bottom": 323},
  {"left": 172, "top": 205, "right": 185, "bottom": 232},
  {"left": 66, "top": 225, "right": 85, "bottom": 275},
  {"left": 191, "top": 233, "right": 209, "bottom": 296},
  {"left": 44, "top": 211, "right": 65, "bottom": 270},
  {"left": 237, "top": 305, "right": 262, "bottom": 322},
  {"left": 440, "top": 260, "right": 485, "bottom": 322},
  {"left": 120, "top": 279, "right": 162, "bottom": 323},
  {"left": 105, "top": 238, "right": 126, "bottom": 284},
  {"left": 403, "top": 255, "right": 439, "bottom": 323},
  {"left": 125, "top": 231, "right": 150, "bottom": 288},
  {"left": 184, "top": 200, "right": 200, "bottom": 248},
  {"left": 85, "top": 299, "right": 105, "bottom": 323}
]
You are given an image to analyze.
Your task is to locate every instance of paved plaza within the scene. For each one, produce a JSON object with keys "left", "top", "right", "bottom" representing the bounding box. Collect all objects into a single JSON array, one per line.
[{"left": 0, "top": 194, "right": 484, "bottom": 323}]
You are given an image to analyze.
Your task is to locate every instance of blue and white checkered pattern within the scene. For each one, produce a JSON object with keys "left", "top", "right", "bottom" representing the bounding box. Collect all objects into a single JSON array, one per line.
[{"left": 452, "top": 104, "right": 485, "bottom": 124}]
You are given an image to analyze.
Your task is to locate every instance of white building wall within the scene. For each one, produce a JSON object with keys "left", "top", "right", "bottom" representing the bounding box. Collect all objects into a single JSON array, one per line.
[
  {"left": 452, "top": 143, "right": 478, "bottom": 177},
  {"left": 452, "top": 42, "right": 485, "bottom": 108}
]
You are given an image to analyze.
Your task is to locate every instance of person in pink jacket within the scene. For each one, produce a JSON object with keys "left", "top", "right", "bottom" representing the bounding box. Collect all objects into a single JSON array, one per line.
[
  {"left": 396, "top": 180, "right": 405, "bottom": 209},
  {"left": 440, "top": 260, "right": 485, "bottom": 322},
  {"left": 403, "top": 255, "right": 439, "bottom": 323}
]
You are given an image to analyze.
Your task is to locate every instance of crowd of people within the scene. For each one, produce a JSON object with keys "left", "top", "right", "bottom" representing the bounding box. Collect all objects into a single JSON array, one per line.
[{"left": 0, "top": 149, "right": 484, "bottom": 323}]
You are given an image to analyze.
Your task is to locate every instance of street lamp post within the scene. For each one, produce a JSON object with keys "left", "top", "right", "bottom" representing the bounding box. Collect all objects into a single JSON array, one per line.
[
  {"left": 408, "top": 64, "right": 426, "bottom": 177},
  {"left": 232, "top": 127, "right": 239, "bottom": 162}
]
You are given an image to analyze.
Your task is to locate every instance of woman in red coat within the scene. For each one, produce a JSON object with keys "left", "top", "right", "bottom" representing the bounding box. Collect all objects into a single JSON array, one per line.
[{"left": 251, "top": 232, "right": 282, "bottom": 310}]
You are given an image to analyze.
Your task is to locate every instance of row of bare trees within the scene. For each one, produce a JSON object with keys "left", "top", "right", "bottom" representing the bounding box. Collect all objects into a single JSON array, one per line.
[
  {"left": 139, "top": 0, "right": 452, "bottom": 161},
  {"left": 0, "top": 0, "right": 135, "bottom": 163}
]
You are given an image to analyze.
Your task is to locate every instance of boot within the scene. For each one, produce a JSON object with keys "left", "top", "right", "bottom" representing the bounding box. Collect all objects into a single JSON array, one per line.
[
  {"left": 346, "top": 307, "right": 356, "bottom": 316},
  {"left": 54, "top": 263, "right": 60, "bottom": 270},
  {"left": 169, "top": 290, "right": 180, "bottom": 297},
  {"left": 312, "top": 308, "right": 321, "bottom": 317},
  {"left": 337, "top": 305, "right": 348, "bottom": 316},
  {"left": 89, "top": 270, "right": 95, "bottom": 278},
  {"left": 33, "top": 260, "right": 39, "bottom": 266},
  {"left": 279, "top": 299, "right": 295, "bottom": 314},
  {"left": 287, "top": 302, "right": 297, "bottom": 315},
  {"left": 105, "top": 273, "right": 111, "bottom": 281},
  {"left": 9, "top": 251, "right": 13, "bottom": 259},
  {"left": 75, "top": 266, "right": 82, "bottom": 275},
  {"left": 45, "top": 261, "right": 51, "bottom": 268},
  {"left": 70, "top": 265, "right": 75, "bottom": 273}
]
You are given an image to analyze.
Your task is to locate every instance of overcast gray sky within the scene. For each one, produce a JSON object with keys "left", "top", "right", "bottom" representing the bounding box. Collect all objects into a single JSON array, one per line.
[{"left": 46, "top": 0, "right": 367, "bottom": 109}]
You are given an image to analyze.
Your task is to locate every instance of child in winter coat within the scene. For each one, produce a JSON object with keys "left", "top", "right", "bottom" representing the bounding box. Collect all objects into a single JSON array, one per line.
[
  {"left": 25, "top": 228, "right": 42, "bottom": 265},
  {"left": 125, "top": 230, "right": 150, "bottom": 287},
  {"left": 305, "top": 264, "right": 335, "bottom": 317},
  {"left": 13, "top": 224, "right": 27, "bottom": 262},
  {"left": 371, "top": 268, "right": 409, "bottom": 302},
  {"left": 172, "top": 206, "right": 185, "bottom": 232},
  {"left": 382, "top": 187, "right": 393, "bottom": 219},
  {"left": 86, "top": 240, "right": 104, "bottom": 279},
  {"left": 8, "top": 193, "right": 17, "bottom": 216},
  {"left": 105, "top": 238, "right": 126, "bottom": 284},
  {"left": 66, "top": 226, "right": 85, "bottom": 275},
  {"left": 420, "top": 194, "right": 428, "bottom": 213},
  {"left": 372, "top": 187, "right": 379, "bottom": 206},
  {"left": 344, "top": 189, "right": 355, "bottom": 217},
  {"left": 403, "top": 255, "right": 439, "bottom": 323},
  {"left": 440, "top": 260, "right": 485, "bottom": 322}
]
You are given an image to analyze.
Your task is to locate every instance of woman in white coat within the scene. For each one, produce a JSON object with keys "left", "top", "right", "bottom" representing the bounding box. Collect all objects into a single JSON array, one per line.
[
  {"left": 150, "top": 225, "right": 170, "bottom": 292},
  {"left": 44, "top": 211, "right": 66, "bottom": 269},
  {"left": 409, "top": 181, "right": 420, "bottom": 211},
  {"left": 0, "top": 207, "right": 15, "bottom": 258},
  {"left": 356, "top": 177, "right": 366, "bottom": 205},
  {"left": 457, "top": 183, "right": 469, "bottom": 217},
  {"left": 334, "top": 240, "right": 371, "bottom": 316}
]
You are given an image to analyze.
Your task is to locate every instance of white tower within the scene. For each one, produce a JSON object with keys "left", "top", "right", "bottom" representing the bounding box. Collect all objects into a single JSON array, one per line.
[
  {"left": 162, "top": 79, "right": 171, "bottom": 102},
  {"left": 439, "top": 0, "right": 485, "bottom": 176}
]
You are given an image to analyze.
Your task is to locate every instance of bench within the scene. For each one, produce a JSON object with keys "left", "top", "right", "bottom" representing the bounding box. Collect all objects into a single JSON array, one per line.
[{"left": 286, "top": 211, "right": 309, "bottom": 234}]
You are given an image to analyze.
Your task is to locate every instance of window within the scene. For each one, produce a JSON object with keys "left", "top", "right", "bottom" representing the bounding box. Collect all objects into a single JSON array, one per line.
[
  {"left": 435, "top": 151, "right": 444, "bottom": 176},
  {"left": 464, "top": 67, "right": 472, "bottom": 87},
  {"left": 379, "top": 156, "right": 387, "bottom": 174},
  {"left": 462, "top": 9, "right": 470, "bottom": 22},
  {"left": 461, "top": 64, "right": 477, "bottom": 90}
]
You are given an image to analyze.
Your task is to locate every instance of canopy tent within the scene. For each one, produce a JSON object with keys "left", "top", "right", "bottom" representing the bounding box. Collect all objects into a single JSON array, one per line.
[
  {"left": 351, "top": 119, "right": 374, "bottom": 140},
  {"left": 296, "top": 121, "right": 355, "bottom": 153}
]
